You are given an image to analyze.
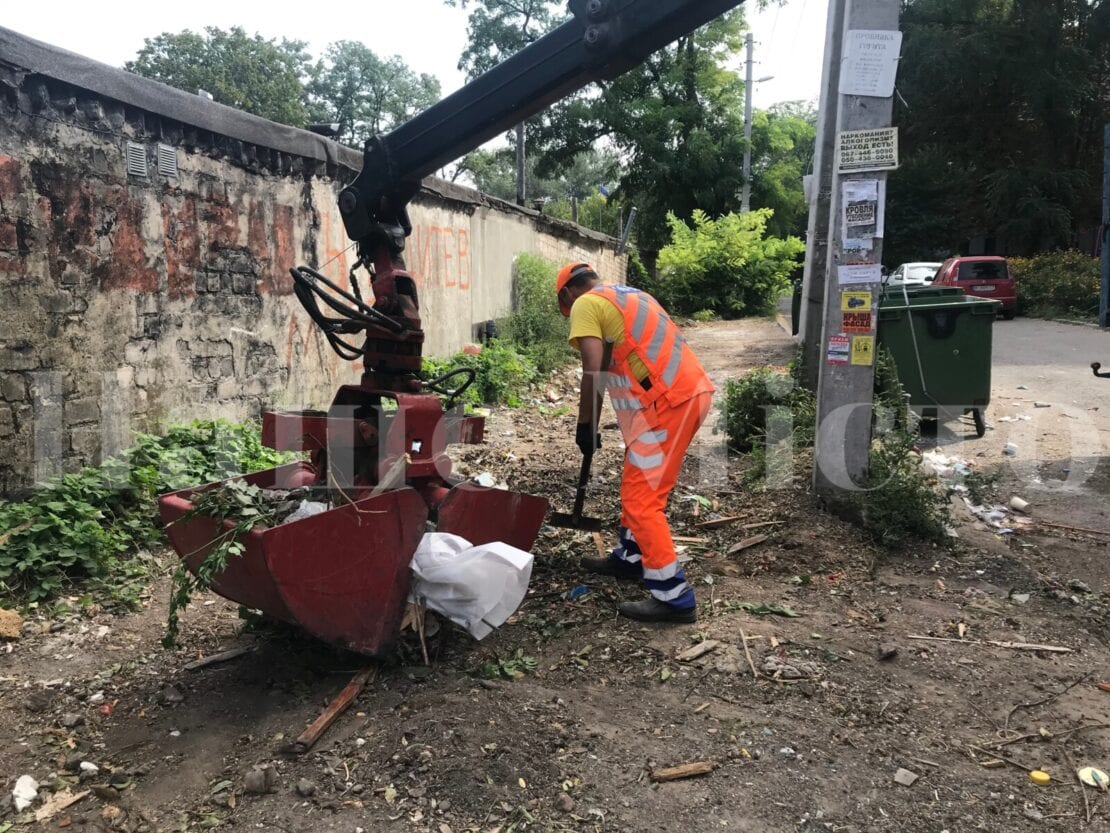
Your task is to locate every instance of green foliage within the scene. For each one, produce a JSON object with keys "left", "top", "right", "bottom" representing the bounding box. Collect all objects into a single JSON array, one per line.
[
  {"left": 856, "top": 426, "right": 951, "bottom": 550},
  {"left": 748, "top": 102, "right": 818, "bottom": 239},
  {"left": 718, "top": 363, "right": 815, "bottom": 454},
  {"left": 422, "top": 253, "right": 573, "bottom": 407},
  {"left": 445, "top": 0, "right": 563, "bottom": 80},
  {"left": 533, "top": 11, "right": 749, "bottom": 251},
  {"left": 888, "top": 1, "right": 1109, "bottom": 262},
  {"left": 501, "top": 254, "right": 575, "bottom": 375},
  {"left": 0, "top": 420, "right": 290, "bottom": 607},
  {"left": 1009, "top": 250, "right": 1100, "bottom": 319},
  {"left": 125, "top": 27, "right": 310, "bottom": 125},
  {"left": 424, "top": 341, "right": 538, "bottom": 408},
  {"left": 478, "top": 649, "right": 538, "bottom": 680},
  {"left": 656, "top": 209, "right": 805, "bottom": 318},
  {"left": 304, "top": 41, "right": 440, "bottom": 146},
  {"left": 163, "top": 479, "right": 289, "bottom": 648},
  {"left": 626, "top": 249, "right": 650, "bottom": 288},
  {"left": 690, "top": 310, "right": 718, "bottom": 323},
  {"left": 854, "top": 348, "right": 951, "bottom": 549}
]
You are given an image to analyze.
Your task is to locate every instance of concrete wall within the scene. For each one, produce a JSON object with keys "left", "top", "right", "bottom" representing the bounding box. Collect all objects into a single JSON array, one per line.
[{"left": 0, "top": 27, "right": 626, "bottom": 496}]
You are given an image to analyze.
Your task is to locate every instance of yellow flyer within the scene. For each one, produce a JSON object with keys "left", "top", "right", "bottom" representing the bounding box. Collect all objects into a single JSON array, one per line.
[
  {"left": 851, "top": 335, "right": 875, "bottom": 366},
  {"left": 841, "top": 290, "right": 872, "bottom": 312}
]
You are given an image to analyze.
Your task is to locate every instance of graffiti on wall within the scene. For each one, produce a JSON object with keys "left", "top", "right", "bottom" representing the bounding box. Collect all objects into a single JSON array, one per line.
[{"left": 407, "top": 224, "right": 471, "bottom": 291}]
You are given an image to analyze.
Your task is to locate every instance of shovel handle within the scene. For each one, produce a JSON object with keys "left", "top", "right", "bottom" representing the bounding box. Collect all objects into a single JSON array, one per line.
[{"left": 571, "top": 452, "right": 593, "bottom": 520}]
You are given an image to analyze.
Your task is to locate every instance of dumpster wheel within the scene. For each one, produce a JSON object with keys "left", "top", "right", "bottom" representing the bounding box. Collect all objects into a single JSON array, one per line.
[{"left": 969, "top": 408, "right": 986, "bottom": 438}]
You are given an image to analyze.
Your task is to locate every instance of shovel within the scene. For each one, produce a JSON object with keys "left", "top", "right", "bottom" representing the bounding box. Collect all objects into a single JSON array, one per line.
[{"left": 549, "top": 451, "right": 604, "bottom": 532}]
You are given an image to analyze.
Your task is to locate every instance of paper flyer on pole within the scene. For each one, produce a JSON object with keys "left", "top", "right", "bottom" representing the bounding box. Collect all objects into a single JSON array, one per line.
[{"left": 839, "top": 30, "right": 903, "bottom": 98}]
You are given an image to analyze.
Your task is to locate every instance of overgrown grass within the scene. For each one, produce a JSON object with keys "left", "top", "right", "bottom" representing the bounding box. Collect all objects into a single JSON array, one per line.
[{"left": 0, "top": 420, "right": 291, "bottom": 608}]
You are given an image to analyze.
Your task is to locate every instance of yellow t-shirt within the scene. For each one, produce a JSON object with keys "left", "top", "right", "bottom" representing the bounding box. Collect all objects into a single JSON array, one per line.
[{"left": 568, "top": 292, "right": 649, "bottom": 381}]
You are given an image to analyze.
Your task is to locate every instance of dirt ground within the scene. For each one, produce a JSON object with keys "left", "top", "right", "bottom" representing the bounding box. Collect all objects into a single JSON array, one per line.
[{"left": 3, "top": 316, "right": 1110, "bottom": 833}]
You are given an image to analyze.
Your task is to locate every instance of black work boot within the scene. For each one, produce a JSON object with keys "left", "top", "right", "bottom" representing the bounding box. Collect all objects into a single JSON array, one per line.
[
  {"left": 580, "top": 556, "right": 641, "bottom": 581},
  {"left": 618, "top": 597, "right": 698, "bottom": 624}
]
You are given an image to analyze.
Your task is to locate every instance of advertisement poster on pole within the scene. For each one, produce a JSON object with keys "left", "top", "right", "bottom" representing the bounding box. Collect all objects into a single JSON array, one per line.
[
  {"left": 839, "top": 30, "right": 903, "bottom": 98},
  {"left": 826, "top": 334, "right": 850, "bottom": 365},
  {"left": 842, "top": 178, "right": 886, "bottom": 249},
  {"left": 837, "top": 128, "right": 899, "bottom": 173},
  {"left": 837, "top": 264, "right": 883, "bottom": 286}
]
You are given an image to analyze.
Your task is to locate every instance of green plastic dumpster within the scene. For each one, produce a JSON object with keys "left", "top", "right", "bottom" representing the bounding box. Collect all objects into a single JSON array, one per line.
[{"left": 876, "top": 284, "right": 1001, "bottom": 437}]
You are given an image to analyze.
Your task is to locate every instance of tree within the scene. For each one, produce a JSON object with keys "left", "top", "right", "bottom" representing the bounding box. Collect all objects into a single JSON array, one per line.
[
  {"left": 888, "top": 0, "right": 1110, "bottom": 263},
  {"left": 748, "top": 102, "right": 816, "bottom": 239},
  {"left": 445, "top": 0, "right": 566, "bottom": 203},
  {"left": 456, "top": 146, "right": 619, "bottom": 202},
  {"left": 445, "top": 0, "right": 564, "bottom": 78},
  {"left": 126, "top": 27, "right": 309, "bottom": 126},
  {"left": 304, "top": 41, "right": 441, "bottom": 147},
  {"left": 533, "top": 11, "right": 750, "bottom": 250}
]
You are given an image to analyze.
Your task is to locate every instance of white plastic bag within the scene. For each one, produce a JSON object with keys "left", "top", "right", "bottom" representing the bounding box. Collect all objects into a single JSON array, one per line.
[{"left": 410, "top": 532, "right": 533, "bottom": 640}]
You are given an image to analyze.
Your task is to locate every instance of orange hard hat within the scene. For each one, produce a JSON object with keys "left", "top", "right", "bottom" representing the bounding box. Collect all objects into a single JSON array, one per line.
[{"left": 555, "top": 261, "right": 597, "bottom": 317}]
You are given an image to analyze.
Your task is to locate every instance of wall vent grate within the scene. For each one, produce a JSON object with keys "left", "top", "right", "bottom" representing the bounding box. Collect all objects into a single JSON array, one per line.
[
  {"left": 157, "top": 143, "right": 179, "bottom": 178},
  {"left": 125, "top": 142, "right": 148, "bottom": 177}
]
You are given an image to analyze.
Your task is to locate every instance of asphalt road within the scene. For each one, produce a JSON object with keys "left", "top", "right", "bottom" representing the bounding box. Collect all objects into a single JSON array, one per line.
[{"left": 953, "top": 317, "right": 1110, "bottom": 544}]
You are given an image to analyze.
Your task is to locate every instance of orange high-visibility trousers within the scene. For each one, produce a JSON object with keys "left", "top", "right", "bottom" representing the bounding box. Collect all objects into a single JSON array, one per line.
[{"left": 619, "top": 391, "right": 713, "bottom": 607}]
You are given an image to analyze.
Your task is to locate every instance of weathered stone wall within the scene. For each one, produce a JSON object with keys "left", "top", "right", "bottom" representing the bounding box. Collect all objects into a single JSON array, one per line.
[{"left": 0, "top": 27, "right": 626, "bottom": 496}]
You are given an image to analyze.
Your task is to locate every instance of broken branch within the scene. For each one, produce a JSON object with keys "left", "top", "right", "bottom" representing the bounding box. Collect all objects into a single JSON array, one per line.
[
  {"left": 183, "top": 646, "right": 253, "bottom": 672},
  {"left": 907, "top": 635, "right": 1072, "bottom": 653}
]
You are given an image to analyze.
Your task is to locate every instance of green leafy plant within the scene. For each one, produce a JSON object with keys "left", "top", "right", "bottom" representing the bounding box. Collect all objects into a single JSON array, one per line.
[
  {"left": 719, "top": 362, "right": 815, "bottom": 454},
  {"left": 424, "top": 341, "right": 539, "bottom": 408},
  {"left": 0, "top": 420, "right": 291, "bottom": 607},
  {"left": 854, "top": 349, "right": 951, "bottom": 548},
  {"left": 163, "top": 479, "right": 292, "bottom": 648},
  {"left": 478, "top": 649, "right": 538, "bottom": 680},
  {"left": 655, "top": 208, "right": 805, "bottom": 318},
  {"left": 501, "top": 253, "right": 575, "bottom": 375},
  {"left": 1009, "top": 250, "right": 1100, "bottom": 320}
]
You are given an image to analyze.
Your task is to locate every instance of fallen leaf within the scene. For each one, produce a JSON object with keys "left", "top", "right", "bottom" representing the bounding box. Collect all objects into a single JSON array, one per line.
[{"left": 384, "top": 785, "right": 398, "bottom": 804}]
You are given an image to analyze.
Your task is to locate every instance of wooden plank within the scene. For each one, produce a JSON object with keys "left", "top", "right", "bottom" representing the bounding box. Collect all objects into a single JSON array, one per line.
[
  {"left": 293, "top": 668, "right": 376, "bottom": 753},
  {"left": 727, "top": 534, "right": 768, "bottom": 555},
  {"left": 650, "top": 761, "right": 719, "bottom": 782}
]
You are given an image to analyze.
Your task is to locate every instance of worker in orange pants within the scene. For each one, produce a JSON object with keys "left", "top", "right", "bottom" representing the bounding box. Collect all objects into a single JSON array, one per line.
[{"left": 556, "top": 262, "right": 715, "bottom": 623}]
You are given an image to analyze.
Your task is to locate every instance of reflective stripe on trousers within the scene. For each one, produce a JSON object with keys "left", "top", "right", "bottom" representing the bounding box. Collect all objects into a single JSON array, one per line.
[{"left": 619, "top": 391, "right": 713, "bottom": 610}]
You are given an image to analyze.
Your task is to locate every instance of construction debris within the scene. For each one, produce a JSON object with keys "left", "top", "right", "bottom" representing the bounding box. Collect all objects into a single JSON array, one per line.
[{"left": 893, "top": 768, "right": 919, "bottom": 787}]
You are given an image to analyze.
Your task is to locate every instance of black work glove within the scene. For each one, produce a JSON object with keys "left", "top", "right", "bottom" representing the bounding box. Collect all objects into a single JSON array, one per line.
[{"left": 575, "top": 421, "right": 601, "bottom": 456}]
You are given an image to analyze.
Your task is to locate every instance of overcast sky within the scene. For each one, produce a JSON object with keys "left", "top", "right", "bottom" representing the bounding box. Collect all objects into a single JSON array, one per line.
[{"left": 3, "top": 0, "right": 826, "bottom": 111}]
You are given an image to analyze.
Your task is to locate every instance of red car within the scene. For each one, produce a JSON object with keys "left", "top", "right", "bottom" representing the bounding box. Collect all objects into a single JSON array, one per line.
[{"left": 933, "top": 256, "right": 1016, "bottom": 319}]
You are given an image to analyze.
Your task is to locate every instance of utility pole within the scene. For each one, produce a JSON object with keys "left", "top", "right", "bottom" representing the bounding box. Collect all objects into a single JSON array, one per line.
[
  {"left": 515, "top": 122, "right": 526, "bottom": 206},
  {"left": 740, "top": 32, "right": 755, "bottom": 213},
  {"left": 813, "top": 0, "right": 901, "bottom": 502},
  {"left": 1101, "top": 124, "right": 1109, "bottom": 328},
  {"left": 799, "top": 0, "right": 847, "bottom": 388}
]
